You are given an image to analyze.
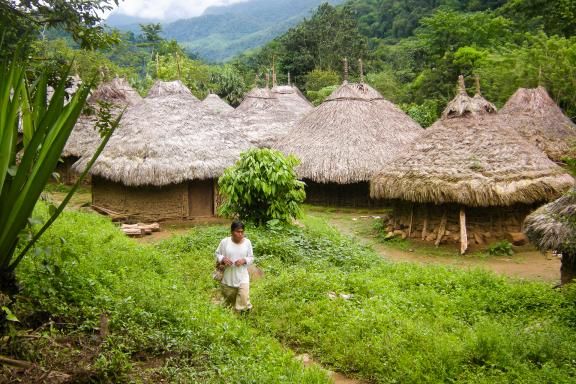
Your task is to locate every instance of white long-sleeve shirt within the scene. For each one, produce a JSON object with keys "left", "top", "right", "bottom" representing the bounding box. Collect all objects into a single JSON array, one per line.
[{"left": 215, "top": 237, "right": 254, "bottom": 287}]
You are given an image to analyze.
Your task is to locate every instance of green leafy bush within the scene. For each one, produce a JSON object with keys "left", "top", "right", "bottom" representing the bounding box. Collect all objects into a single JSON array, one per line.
[
  {"left": 307, "top": 85, "right": 339, "bottom": 106},
  {"left": 218, "top": 148, "right": 306, "bottom": 225},
  {"left": 487, "top": 240, "right": 515, "bottom": 256}
]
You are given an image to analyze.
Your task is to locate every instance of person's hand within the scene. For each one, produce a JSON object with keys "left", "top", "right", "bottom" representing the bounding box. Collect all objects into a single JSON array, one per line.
[
  {"left": 222, "top": 257, "right": 233, "bottom": 266},
  {"left": 234, "top": 259, "right": 246, "bottom": 266}
]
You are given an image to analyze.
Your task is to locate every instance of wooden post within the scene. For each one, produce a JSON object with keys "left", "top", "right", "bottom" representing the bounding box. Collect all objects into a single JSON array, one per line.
[
  {"left": 435, "top": 209, "right": 447, "bottom": 246},
  {"left": 421, "top": 205, "right": 428, "bottom": 240},
  {"left": 459, "top": 206, "right": 468, "bottom": 255},
  {"left": 407, "top": 204, "right": 414, "bottom": 238}
]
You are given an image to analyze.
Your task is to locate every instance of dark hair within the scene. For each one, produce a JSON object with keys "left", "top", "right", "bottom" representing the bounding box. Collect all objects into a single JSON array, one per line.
[{"left": 231, "top": 220, "right": 245, "bottom": 232}]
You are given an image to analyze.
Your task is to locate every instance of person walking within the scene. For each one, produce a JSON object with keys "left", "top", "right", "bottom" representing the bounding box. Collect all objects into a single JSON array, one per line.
[{"left": 215, "top": 221, "right": 254, "bottom": 312}]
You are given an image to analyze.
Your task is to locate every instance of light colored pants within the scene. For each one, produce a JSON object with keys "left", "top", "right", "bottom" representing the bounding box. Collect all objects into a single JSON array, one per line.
[{"left": 221, "top": 283, "right": 252, "bottom": 312}]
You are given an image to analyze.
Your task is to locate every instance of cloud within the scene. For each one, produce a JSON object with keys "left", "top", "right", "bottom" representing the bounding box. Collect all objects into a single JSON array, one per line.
[{"left": 115, "top": 0, "right": 250, "bottom": 20}]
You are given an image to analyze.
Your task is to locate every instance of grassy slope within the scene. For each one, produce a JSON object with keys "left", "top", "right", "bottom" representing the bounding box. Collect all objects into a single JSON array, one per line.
[
  {"left": 5, "top": 204, "right": 576, "bottom": 382},
  {"left": 7, "top": 205, "right": 328, "bottom": 383}
]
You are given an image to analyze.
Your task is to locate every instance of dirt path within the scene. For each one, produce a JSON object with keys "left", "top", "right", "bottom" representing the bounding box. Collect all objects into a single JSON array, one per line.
[{"left": 309, "top": 209, "right": 561, "bottom": 283}]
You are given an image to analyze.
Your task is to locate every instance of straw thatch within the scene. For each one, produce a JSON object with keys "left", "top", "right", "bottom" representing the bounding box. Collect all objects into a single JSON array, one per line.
[
  {"left": 275, "top": 81, "right": 422, "bottom": 184},
  {"left": 370, "top": 78, "right": 574, "bottom": 206},
  {"left": 202, "top": 93, "right": 234, "bottom": 113},
  {"left": 147, "top": 80, "right": 200, "bottom": 101},
  {"left": 74, "top": 81, "right": 251, "bottom": 187},
  {"left": 232, "top": 87, "right": 301, "bottom": 148},
  {"left": 500, "top": 86, "right": 576, "bottom": 161},
  {"left": 524, "top": 188, "right": 576, "bottom": 252},
  {"left": 62, "top": 78, "right": 143, "bottom": 158},
  {"left": 271, "top": 84, "right": 313, "bottom": 117},
  {"left": 235, "top": 87, "right": 280, "bottom": 113},
  {"left": 88, "top": 77, "right": 143, "bottom": 106}
]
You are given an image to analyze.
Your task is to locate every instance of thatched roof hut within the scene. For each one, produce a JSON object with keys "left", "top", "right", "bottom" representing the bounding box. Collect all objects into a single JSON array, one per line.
[
  {"left": 271, "top": 84, "right": 313, "bottom": 117},
  {"left": 276, "top": 81, "right": 422, "bottom": 184},
  {"left": 59, "top": 78, "right": 143, "bottom": 184},
  {"left": 202, "top": 93, "right": 233, "bottom": 113},
  {"left": 525, "top": 188, "right": 576, "bottom": 284},
  {"left": 231, "top": 86, "right": 300, "bottom": 148},
  {"left": 499, "top": 86, "right": 576, "bottom": 162},
  {"left": 370, "top": 76, "right": 574, "bottom": 253},
  {"left": 235, "top": 86, "right": 280, "bottom": 113},
  {"left": 88, "top": 77, "right": 143, "bottom": 106},
  {"left": 147, "top": 79, "right": 200, "bottom": 100},
  {"left": 371, "top": 77, "right": 572, "bottom": 206},
  {"left": 274, "top": 79, "right": 422, "bottom": 207},
  {"left": 525, "top": 188, "right": 575, "bottom": 252},
  {"left": 74, "top": 80, "right": 250, "bottom": 220}
]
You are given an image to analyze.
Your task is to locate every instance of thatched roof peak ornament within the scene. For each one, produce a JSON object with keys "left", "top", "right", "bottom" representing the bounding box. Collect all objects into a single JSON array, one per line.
[
  {"left": 457, "top": 74, "right": 467, "bottom": 96},
  {"left": 287, "top": 72, "right": 291, "bottom": 86},
  {"left": 442, "top": 76, "right": 496, "bottom": 119},
  {"left": 272, "top": 56, "right": 278, "bottom": 87},
  {"left": 358, "top": 58, "right": 364, "bottom": 84},
  {"left": 343, "top": 57, "right": 349, "bottom": 84},
  {"left": 474, "top": 75, "right": 482, "bottom": 96}
]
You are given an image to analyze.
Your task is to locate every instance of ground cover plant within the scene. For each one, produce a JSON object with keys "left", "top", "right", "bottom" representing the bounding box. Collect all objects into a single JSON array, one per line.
[
  {"left": 2, "top": 204, "right": 329, "bottom": 383},
  {"left": 242, "top": 216, "right": 576, "bottom": 383},
  {"left": 4, "top": 203, "right": 576, "bottom": 383}
]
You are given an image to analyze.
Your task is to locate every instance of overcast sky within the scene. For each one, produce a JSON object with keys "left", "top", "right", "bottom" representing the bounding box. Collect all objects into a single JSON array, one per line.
[{"left": 111, "top": 0, "right": 250, "bottom": 20}]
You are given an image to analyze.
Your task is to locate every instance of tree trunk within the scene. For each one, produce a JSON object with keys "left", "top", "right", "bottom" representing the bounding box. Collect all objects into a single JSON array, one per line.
[{"left": 560, "top": 252, "right": 576, "bottom": 285}]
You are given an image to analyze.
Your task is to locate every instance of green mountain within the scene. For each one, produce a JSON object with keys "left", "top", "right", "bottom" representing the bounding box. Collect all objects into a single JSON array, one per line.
[
  {"left": 163, "top": 0, "right": 345, "bottom": 62},
  {"left": 105, "top": 0, "right": 345, "bottom": 62}
]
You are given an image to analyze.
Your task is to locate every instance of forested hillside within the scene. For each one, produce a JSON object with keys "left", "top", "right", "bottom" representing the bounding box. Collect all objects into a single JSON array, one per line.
[
  {"left": 106, "top": 0, "right": 345, "bottom": 62},
  {"left": 242, "top": 0, "right": 576, "bottom": 126}
]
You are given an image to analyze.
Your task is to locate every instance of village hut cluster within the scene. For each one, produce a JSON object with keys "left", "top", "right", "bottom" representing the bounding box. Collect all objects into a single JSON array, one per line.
[
  {"left": 66, "top": 73, "right": 310, "bottom": 221},
  {"left": 370, "top": 76, "right": 573, "bottom": 254},
  {"left": 65, "top": 62, "right": 575, "bottom": 256}
]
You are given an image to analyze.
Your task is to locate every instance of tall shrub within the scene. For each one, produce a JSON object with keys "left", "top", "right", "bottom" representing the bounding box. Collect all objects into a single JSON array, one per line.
[
  {"left": 218, "top": 148, "right": 306, "bottom": 225},
  {"left": 0, "top": 58, "right": 119, "bottom": 294}
]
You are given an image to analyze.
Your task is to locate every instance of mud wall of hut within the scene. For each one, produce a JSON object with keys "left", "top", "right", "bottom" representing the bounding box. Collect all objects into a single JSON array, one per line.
[
  {"left": 304, "top": 180, "right": 388, "bottom": 208},
  {"left": 92, "top": 177, "right": 189, "bottom": 222},
  {"left": 385, "top": 201, "right": 539, "bottom": 245},
  {"left": 55, "top": 156, "right": 91, "bottom": 185}
]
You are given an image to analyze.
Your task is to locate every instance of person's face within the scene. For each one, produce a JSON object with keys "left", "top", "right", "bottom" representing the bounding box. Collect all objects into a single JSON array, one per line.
[{"left": 232, "top": 228, "right": 244, "bottom": 242}]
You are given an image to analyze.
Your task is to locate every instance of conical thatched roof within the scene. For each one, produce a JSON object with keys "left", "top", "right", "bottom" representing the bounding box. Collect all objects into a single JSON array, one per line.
[
  {"left": 74, "top": 83, "right": 250, "bottom": 187},
  {"left": 202, "top": 93, "right": 233, "bottom": 113},
  {"left": 274, "top": 81, "right": 422, "bottom": 184},
  {"left": 88, "top": 77, "right": 143, "bottom": 106},
  {"left": 271, "top": 85, "right": 313, "bottom": 117},
  {"left": 500, "top": 86, "right": 576, "bottom": 161},
  {"left": 370, "top": 77, "right": 574, "bottom": 206},
  {"left": 62, "top": 78, "right": 143, "bottom": 158},
  {"left": 524, "top": 188, "right": 576, "bottom": 252},
  {"left": 235, "top": 87, "right": 279, "bottom": 113},
  {"left": 147, "top": 80, "right": 200, "bottom": 101},
  {"left": 231, "top": 87, "right": 301, "bottom": 148}
]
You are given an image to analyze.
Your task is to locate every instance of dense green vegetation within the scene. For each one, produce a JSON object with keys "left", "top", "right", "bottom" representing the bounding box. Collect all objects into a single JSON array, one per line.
[
  {"left": 243, "top": 0, "right": 576, "bottom": 126},
  {"left": 3, "top": 204, "right": 329, "bottom": 382},
  {"left": 3, "top": 202, "right": 576, "bottom": 382},
  {"left": 106, "top": 0, "right": 345, "bottom": 63},
  {"left": 218, "top": 149, "right": 306, "bottom": 225}
]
